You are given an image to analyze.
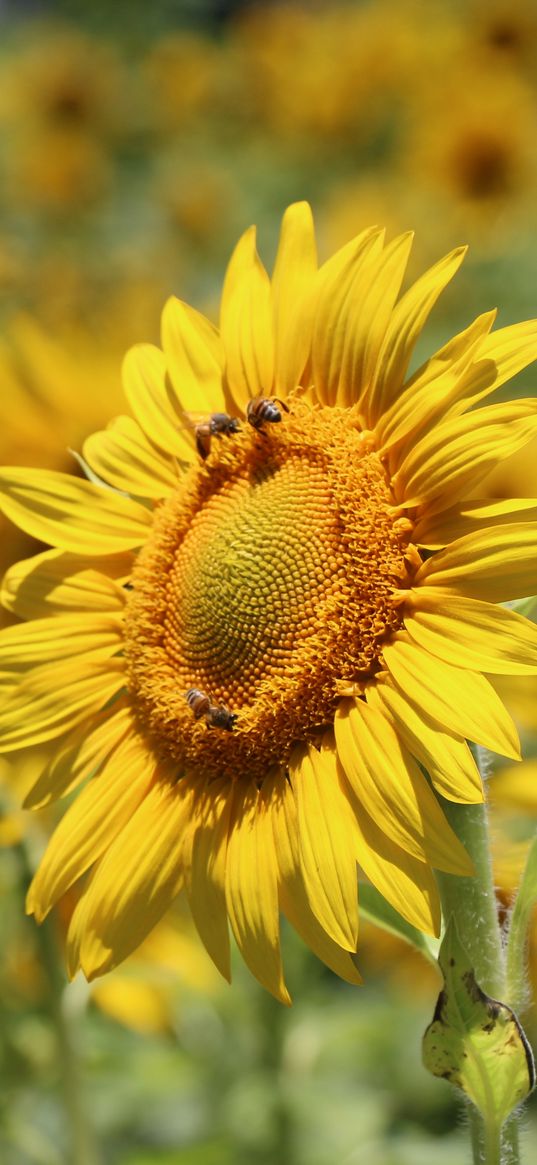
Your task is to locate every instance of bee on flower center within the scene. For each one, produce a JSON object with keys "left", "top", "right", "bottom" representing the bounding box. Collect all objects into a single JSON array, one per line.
[
  {"left": 246, "top": 395, "right": 289, "bottom": 434},
  {"left": 185, "top": 688, "right": 238, "bottom": 731},
  {"left": 194, "top": 413, "right": 241, "bottom": 461}
]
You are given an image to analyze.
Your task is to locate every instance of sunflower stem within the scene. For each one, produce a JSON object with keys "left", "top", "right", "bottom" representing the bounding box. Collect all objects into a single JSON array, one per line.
[
  {"left": 437, "top": 799, "right": 505, "bottom": 999},
  {"left": 436, "top": 797, "right": 521, "bottom": 1165}
]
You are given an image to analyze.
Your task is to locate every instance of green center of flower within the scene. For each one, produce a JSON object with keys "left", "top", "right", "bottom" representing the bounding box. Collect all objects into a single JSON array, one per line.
[
  {"left": 125, "top": 405, "right": 412, "bottom": 779},
  {"left": 166, "top": 450, "right": 341, "bottom": 706}
]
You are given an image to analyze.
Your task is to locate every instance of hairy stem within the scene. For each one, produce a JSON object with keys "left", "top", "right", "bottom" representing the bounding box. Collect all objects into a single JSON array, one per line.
[
  {"left": 437, "top": 801, "right": 505, "bottom": 999},
  {"left": 436, "top": 797, "right": 520, "bottom": 1165}
]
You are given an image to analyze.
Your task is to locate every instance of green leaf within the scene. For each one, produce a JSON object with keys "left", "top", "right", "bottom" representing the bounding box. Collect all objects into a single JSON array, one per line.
[
  {"left": 506, "top": 832, "right": 537, "bottom": 1008},
  {"left": 423, "top": 919, "right": 535, "bottom": 1131},
  {"left": 507, "top": 596, "right": 537, "bottom": 621},
  {"left": 358, "top": 883, "right": 438, "bottom": 962}
]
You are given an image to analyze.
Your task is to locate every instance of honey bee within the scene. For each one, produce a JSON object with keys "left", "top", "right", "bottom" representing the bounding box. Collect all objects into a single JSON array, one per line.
[
  {"left": 194, "top": 413, "right": 241, "bottom": 460},
  {"left": 185, "top": 688, "right": 238, "bottom": 731},
  {"left": 246, "top": 395, "right": 289, "bottom": 434}
]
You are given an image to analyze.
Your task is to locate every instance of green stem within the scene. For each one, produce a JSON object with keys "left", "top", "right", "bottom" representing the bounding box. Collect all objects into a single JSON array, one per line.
[
  {"left": 437, "top": 800, "right": 505, "bottom": 999},
  {"left": 468, "top": 1106, "right": 519, "bottom": 1165},
  {"left": 36, "top": 915, "right": 101, "bottom": 1165},
  {"left": 17, "top": 842, "right": 101, "bottom": 1165},
  {"left": 436, "top": 798, "right": 520, "bottom": 1165},
  {"left": 501, "top": 1119, "right": 520, "bottom": 1165}
]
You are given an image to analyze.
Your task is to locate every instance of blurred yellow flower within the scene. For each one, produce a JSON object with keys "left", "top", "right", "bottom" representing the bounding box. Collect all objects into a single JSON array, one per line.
[
  {"left": 232, "top": 2, "right": 399, "bottom": 143},
  {"left": 143, "top": 32, "right": 221, "bottom": 133},
  {"left": 0, "top": 25, "right": 127, "bottom": 136},
  {"left": 5, "top": 127, "right": 110, "bottom": 213},
  {"left": 467, "top": 0, "right": 537, "bottom": 74},
  {"left": 0, "top": 315, "right": 125, "bottom": 597},
  {"left": 153, "top": 157, "right": 237, "bottom": 245},
  {"left": 399, "top": 64, "right": 537, "bottom": 247}
]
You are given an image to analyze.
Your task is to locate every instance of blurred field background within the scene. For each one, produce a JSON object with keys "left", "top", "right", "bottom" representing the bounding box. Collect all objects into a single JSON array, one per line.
[{"left": 2, "top": 1, "right": 537, "bottom": 1162}]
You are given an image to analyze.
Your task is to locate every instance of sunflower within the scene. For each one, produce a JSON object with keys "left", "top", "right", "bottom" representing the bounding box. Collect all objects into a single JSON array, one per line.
[
  {"left": 231, "top": 0, "right": 405, "bottom": 145},
  {"left": 2, "top": 203, "right": 537, "bottom": 1003},
  {"left": 399, "top": 64, "right": 537, "bottom": 247}
]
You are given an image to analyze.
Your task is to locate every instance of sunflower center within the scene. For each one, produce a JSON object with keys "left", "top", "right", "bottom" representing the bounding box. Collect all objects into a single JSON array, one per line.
[
  {"left": 125, "top": 405, "right": 412, "bottom": 780},
  {"left": 452, "top": 132, "right": 514, "bottom": 199}
]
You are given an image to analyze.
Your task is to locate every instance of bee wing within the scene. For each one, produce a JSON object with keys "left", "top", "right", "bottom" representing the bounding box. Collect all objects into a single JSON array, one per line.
[
  {"left": 180, "top": 410, "right": 209, "bottom": 430},
  {"left": 175, "top": 411, "right": 210, "bottom": 459}
]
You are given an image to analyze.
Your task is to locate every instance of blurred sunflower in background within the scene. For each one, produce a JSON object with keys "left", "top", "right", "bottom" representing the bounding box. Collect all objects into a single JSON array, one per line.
[
  {"left": 0, "top": 315, "right": 125, "bottom": 595},
  {"left": 399, "top": 64, "right": 537, "bottom": 250},
  {"left": 1, "top": 204, "right": 537, "bottom": 1005},
  {"left": 0, "top": 24, "right": 128, "bottom": 214}
]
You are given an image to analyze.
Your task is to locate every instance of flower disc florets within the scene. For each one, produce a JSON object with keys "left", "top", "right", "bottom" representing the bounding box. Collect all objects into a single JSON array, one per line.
[{"left": 125, "top": 403, "right": 413, "bottom": 780}]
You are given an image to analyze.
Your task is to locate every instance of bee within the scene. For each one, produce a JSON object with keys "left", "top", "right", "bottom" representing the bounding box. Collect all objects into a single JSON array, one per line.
[
  {"left": 185, "top": 688, "right": 238, "bottom": 731},
  {"left": 194, "top": 413, "right": 241, "bottom": 460},
  {"left": 246, "top": 395, "right": 289, "bottom": 434}
]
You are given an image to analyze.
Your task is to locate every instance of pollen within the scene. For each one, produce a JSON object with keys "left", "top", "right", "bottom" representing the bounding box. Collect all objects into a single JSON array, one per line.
[{"left": 125, "top": 405, "right": 415, "bottom": 780}]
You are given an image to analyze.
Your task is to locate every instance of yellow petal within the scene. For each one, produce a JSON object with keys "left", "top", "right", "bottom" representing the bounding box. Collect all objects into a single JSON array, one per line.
[
  {"left": 320, "top": 733, "right": 441, "bottom": 935},
  {"left": 413, "top": 498, "right": 537, "bottom": 549},
  {"left": 406, "top": 309, "right": 497, "bottom": 396},
  {"left": 65, "top": 890, "right": 91, "bottom": 980},
  {"left": 0, "top": 467, "right": 152, "bottom": 554},
  {"left": 268, "top": 769, "right": 362, "bottom": 986},
  {"left": 367, "top": 679, "right": 484, "bottom": 803},
  {"left": 338, "top": 231, "right": 414, "bottom": 412},
  {"left": 334, "top": 699, "right": 473, "bottom": 875},
  {"left": 448, "top": 319, "right": 537, "bottom": 414},
  {"left": 0, "top": 612, "right": 123, "bottom": 672},
  {"left": 405, "top": 588, "right": 537, "bottom": 675},
  {"left": 225, "top": 780, "right": 290, "bottom": 1004},
  {"left": 24, "top": 701, "right": 134, "bottom": 809},
  {"left": 186, "top": 776, "right": 232, "bottom": 982},
  {"left": 122, "top": 343, "right": 195, "bottom": 460},
  {"left": 220, "top": 227, "right": 274, "bottom": 410},
  {"left": 289, "top": 743, "right": 358, "bottom": 950},
  {"left": 171, "top": 299, "right": 222, "bottom": 366},
  {"left": 161, "top": 297, "right": 225, "bottom": 415},
  {"left": 339, "top": 778, "right": 441, "bottom": 934},
  {"left": 271, "top": 201, "right": 317, "bottom": 395},
  {"left": 27, "top": 730, "right": 155, "bottom": 920},
  {"left": 354, "top": 817, "right": 441, "bottom": 937},
  {"left": 84, "top": 415, "right": 180, "bottom": 499},
  {"left": 72, "top": 772, "right": 193, "bottom": 979},
  {"left": 0, "top": 658, "right": 126, "bottom": 751},
  {"left": 367, "top": 245, "right": 467, "bottom": 418},
  {"left": 392, "top": 400, "right": 537, "bottom": 510},
  {"left": 1, "top": 549, "right": 129, "bottom": 620},
  {"left": 382, "top": 634, "right": 520, "bottom": 759},
  {"left": 376, "top": 312, "right": 496, "bottom": 452},
  {"left": 310, "top": 228, "right": 384, "bottom": 407},
  {"left": 414, "top": 523, "right": 537, "bottom": 603}
]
